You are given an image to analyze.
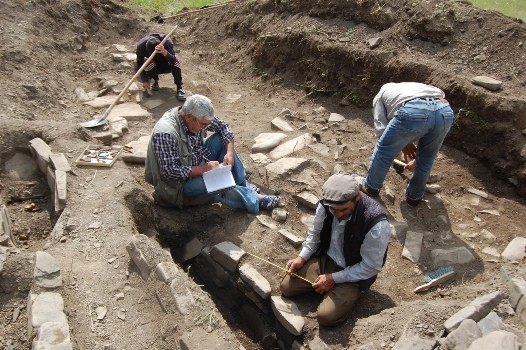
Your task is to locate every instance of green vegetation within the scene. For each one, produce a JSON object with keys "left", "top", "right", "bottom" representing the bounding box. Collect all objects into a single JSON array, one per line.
[
  {"left": 469, "top": 0, "right": 526, "bottom": 21},
  {"left": 125, "top": 0, "right": 222, "bottom": 15}
]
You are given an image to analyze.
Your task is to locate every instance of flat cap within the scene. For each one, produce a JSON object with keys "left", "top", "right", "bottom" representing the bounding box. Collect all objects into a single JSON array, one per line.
[{"left": 321, "top": 173, "right": 361, "bottom": 206}]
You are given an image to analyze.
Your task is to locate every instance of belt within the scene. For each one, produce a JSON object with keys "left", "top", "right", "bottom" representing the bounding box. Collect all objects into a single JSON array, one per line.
[{"left": 413, "top": 96, "right": 448, "bottom": 103}]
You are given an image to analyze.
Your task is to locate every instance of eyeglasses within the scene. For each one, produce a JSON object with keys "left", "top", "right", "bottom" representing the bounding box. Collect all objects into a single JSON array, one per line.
[{"left": 193, "top": 117, "right": 211, "bottom": 129}]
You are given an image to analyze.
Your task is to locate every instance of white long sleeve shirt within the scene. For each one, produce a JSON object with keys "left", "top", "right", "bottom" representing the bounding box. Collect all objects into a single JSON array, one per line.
[
  {"left": 373, "top": 82, "right": 446, "bottom": 138},
  {"left": 299, "top": 203, "right": 391, "bottom": 284}
]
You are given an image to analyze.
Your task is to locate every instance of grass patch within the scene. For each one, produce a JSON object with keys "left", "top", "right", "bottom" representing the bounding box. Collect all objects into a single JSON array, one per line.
[
  {"left": 125, "top": 0, "right": 223, "bottom": 14},
  {"left": 469, "top": 0, "right": 526, "bottom": 21}
]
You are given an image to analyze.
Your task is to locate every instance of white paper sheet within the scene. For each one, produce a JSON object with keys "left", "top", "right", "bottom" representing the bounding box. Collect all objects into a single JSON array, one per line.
[{"left": 202, "top": 164, "right": 236, "bottom": 193}]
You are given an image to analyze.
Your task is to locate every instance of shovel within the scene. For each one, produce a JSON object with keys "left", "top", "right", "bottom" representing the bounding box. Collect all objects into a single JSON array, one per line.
[{"left": 80, "top": 25, "right": 179, "bottom": 128}]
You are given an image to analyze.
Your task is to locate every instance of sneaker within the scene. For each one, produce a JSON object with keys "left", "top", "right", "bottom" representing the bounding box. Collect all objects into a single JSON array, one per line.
[
  {"left": 363, "top": 185, "right": 380, "bottom": 197},
  {"left": 392, "top": 162, "right": 405, "bottom": 174},
  {"left": 406, "top": 196, "right": 422, "bottom": 207},
  {"left": 176, "top": 89, "right": 186, "bottom": 101},
  {"left": 152, "top": 81, "right": 160, "bottom": 91},
  {"left": 355, "top": 176, "right": 379, "bottom": 197},
  {"left": 351, "top": 174, "right": 380, "bottom": 197}
]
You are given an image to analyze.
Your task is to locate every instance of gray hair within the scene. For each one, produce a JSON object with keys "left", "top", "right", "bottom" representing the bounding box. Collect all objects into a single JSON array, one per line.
[{"left": 181, "top": 95, "right": 215, "bottom": 121}]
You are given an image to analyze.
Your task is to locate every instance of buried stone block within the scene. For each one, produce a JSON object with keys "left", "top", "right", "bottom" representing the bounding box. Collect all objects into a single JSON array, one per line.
[
  {"left": 179, "top": 327, "right": 234, "bottom": 350},
  {"left": 172, "top": 237, "right": 203, "bottom": 263},
  {"left": 210, "top": 241, "right": 245, "bottom": 272},
  {"left": 32, "top": 321, "right": 72, "bottom": 350},
  {"left": 278, "top": 229, "right": 304, "bottom": 248},
  {"left": 392, "top": 337, "right": 436, "bottom": 350},
  {"left": 126, "top": 234, "right": 172, "bottom": 281},
  {"left": 154, "top": 261, "right": 180, "bottom": 284},
  {"left": 169, "top": 274, "right": 196, "bottom": 316},
  {"left": 0, "top": 246, "right": 8, "bottom": 273},
  {"left": 29, "top": 138, "right": 52, "bottom": 174},
  {"left": 294, "top": 191, "right": 319, "bottom": 210},
  {"left": 443, "top": 319, "right": 482, "bottom": 350},
  {"left": 33, "top": 323, "right": 72, "bottom": 349},
  {"left": 252, "top": 132, "right": 287, "bottom": 153},
  {"left": 508, "top": 278, "right": 526, "bottom": 309},
  {"left": 49, "top": 153, "right": 71, "bottom": 173},
  {"left": 0, "top": 205, "right": 12, "bottom": 246},
  {"left": 271, "top": 296, "right": 304, "bottom": 336},
  {"left": 467, "top": 330, "right": 519, "bottom": 350},
  {"left": 55, "top": 170, "right": 67, "bottom": 211},
  {"left": 444, "top": 291, "right": 504, "bottom": 332},
  {"left": 269, "top": 133, "right": 312, "bottom": 160},
  {"left": 239, "top": 263, "right": 271, "bottom": 299},
  {"left": 265, "top": 158, "right": 309, "bottom": 178},
  {"left": 402, "top": 231, "right": 423, "bottom": 263},
  {"left": 238, "top": 304, "right": 277, "bottom": 349},
  {"left": 501, "top": 237, "right": 526, "bottom": 262},
  {"left": 28, "top": 292, "right": 68, "bottom": 339},
  {"left": 431, "top": 246, "right": 475, "bottom": 267},
  {"left": 271, "top": 117, "right": 294, "bottom": 132},
  {"left": 34, "top": 251, "right": 62, "bottom": 289},
  {"left": 193, "top": 247, "right": 229, "bottom": 288}
]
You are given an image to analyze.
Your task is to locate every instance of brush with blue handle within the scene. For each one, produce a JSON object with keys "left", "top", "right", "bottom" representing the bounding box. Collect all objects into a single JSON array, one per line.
[{"left": 414, "top": 266, "right": 456, "bottom": 293}]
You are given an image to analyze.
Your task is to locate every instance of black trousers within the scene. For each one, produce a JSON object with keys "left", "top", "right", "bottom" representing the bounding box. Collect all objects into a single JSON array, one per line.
[{"left": 145, "top": 60, "right": 183, "bottom": 90}]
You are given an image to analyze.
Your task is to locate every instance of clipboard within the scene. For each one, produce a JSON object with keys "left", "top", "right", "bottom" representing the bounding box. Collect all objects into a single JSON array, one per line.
[{"left": 202, "top": 164, "right": 236, "bottom": 193}]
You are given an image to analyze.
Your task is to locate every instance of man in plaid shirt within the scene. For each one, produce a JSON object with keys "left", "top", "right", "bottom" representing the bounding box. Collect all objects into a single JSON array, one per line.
[{"left": 145, "top": 95, "right": 281, "bottom": 213}]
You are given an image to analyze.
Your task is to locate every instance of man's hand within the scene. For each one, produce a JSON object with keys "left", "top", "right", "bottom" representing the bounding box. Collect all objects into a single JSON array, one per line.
[
  {"left": 143, "top": 81, "right": 151, "bottom": 90},
  {"left": 285, "top": 257, "right": 305, "bottom": 274},
  {"left": 223, "top": 152, "right": 234, "bottom": 166},
  {"left": 205, "top": 161, "right": 220, "bottom": 172},
  {"left": 154, "top": 44, "right": 168, "bottom": 56},
  {"left": 312, "top": 274, "right": 335, "bottom": 294},
  {"left": 405, "top": 159, "right": 416, "bottom": 172},
  {"left": 402, "top": 143, "right": 417, "bottom": 161}
]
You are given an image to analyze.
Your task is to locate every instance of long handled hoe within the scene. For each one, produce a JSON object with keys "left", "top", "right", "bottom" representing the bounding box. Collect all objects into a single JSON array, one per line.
[{"left": 79, "top": 25, "right": 179, "bottom": 128}]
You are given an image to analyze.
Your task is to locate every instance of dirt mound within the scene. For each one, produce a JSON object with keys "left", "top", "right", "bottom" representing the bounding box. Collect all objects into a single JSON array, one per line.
[{"left": 182, "top": 0, "right": 526, "bottom": 196}]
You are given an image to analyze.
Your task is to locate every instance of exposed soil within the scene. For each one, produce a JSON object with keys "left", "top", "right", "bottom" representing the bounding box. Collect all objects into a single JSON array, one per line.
[{"left": 1, "top": 0, "right": 526, "bottom": 349}]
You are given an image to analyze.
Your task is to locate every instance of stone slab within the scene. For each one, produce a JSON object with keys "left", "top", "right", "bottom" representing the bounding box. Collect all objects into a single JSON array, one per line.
[
  {"left": 271, "top": 296, "right": 304, "bottom": 336},
  {"left": 402, "top": 231, "right": 423, "bottom": 263},
  {"left": 107, "top": 102, "right": 151, "bottom": 121},
  {"left": 252, "top": 132, "right": 287, "bottom": 153},
  {"left": 50, "top": 153, "right": 72, "bottom": 172},
  {"left": 210, "top": 241, "right": 246, "bottom": 272},
  {"left": 239, "top": 263, "right": 271, "bottom": 299},
  {"left": 269, "top": 133, "right": 312, "bottom": 160}
]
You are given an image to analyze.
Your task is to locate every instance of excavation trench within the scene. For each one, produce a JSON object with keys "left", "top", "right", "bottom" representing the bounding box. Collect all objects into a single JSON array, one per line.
[{"left": 124, "top": 188, "right": 291, "bottom": 349}]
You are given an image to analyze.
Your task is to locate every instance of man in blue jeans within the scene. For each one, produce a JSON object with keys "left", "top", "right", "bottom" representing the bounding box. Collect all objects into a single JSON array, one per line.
[
  {"left": 145, "top": 94, "right": 281, "bottom": 213},
  {"left": 363, "top": 82, "right": 454, "bottom": 206}
]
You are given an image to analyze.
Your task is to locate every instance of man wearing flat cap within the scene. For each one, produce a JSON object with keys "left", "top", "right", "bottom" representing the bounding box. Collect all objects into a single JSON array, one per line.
[{"left": 280, "top": 173, "right": 391, "bottom": 326}]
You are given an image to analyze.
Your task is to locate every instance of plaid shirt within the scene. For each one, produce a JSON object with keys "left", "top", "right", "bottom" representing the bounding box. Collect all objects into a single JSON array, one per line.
[{"left": 152, "top": 115, "right": 234, "bottom": 180}]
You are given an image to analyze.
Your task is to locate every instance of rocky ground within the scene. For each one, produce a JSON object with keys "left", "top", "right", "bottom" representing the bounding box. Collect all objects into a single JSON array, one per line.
[{"left": 1, "top": 0, "right": 526, "bottom": 349}]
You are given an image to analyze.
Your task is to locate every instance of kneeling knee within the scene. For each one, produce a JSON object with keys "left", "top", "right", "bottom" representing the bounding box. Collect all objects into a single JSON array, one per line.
[
  {"left": 279, "top": 281, "right": 293, "bottom": 297},
  {"left": 316, "top": 312, "right": 345, "bottom": 327}
]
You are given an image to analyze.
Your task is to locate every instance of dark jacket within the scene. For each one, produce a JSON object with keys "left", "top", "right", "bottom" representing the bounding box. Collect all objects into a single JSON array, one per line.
[
  {"left": 136, "top": 33, "right": 178, "bottom": 83},
  {"left": 318, "top": 194, "right": 388, "bottom": 290}
]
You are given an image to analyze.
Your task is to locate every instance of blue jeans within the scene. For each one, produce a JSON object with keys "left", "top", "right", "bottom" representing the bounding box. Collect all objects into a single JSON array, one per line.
[
  {"left": 366, "top": 98, "right": 454, "bottom": 201},
  {"left": 182, "top": 134, "right": 260, "bottom": 213}
]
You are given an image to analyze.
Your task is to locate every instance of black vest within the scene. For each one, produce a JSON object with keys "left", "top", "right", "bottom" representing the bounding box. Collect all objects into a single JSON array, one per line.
[{"left": 318, "top": 194, "right": 388, "bottom": 290}]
